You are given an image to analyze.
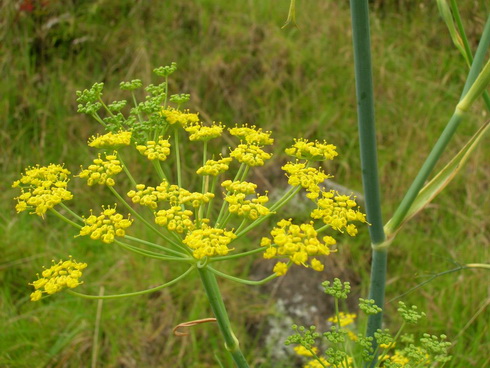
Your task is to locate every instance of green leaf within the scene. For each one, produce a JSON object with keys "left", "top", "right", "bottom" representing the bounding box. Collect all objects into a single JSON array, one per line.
[
  {"left": 385, "top": 121, "right": 490, "bottom": 235},
  {"left": 436, "top": 0, "right": 470, "bottom": 66}
]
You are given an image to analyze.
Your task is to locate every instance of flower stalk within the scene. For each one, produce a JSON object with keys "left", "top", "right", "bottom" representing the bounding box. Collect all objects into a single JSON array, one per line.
[
  {"left": 349, "top": 0, "right": 386, "bottom": 358},
  {"left": 198, "top": 266, "right": 250, "bottom": 368}
]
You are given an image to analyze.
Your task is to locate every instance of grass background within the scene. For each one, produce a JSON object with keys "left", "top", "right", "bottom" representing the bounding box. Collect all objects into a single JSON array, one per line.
[{"left": 1, "top": 0, "right": 489, "bottom": 367}]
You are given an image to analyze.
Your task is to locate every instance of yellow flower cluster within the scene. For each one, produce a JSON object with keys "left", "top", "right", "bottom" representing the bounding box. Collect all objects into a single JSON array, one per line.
[
  {"left": 327, "top": 312, "right": 357, "bottom": 327},
  {"left": 282, "top": 162, "right": 330, "bottom": 199},
  {"left": 294, "top": 346, "right": 318, "bottom": 357},
  {"left": 79, "top": 205, "right": 133, "bottom": 243},
  {"left": 230, "top": 144, "right": 272, "bottom": 167},
  {"left": 384, "top": 352, "right": 409, "bottom": 365},
  {"left": 229, "top": 124, "right": 274, "bottom": 145},
  {"left": 304, "top": 357, "right": 353, "bottom": 368},
  {"left": 128, "top": 181, "right": 214, "bottom": 209},
  {"left": 88, "top": 130, "right": 132, "bottom": 148},
  {"left": 185, "top": 121, "right": 223, "bottom": 141},
  {"left": 78, "top": 152, "right": 123, "bottom": 186},
  {"left": 285, "top": 138, "right": 338, "bottom": 161},
  {"left": 221, "top": 180, "right": 257, "bottom": 194},
  {"left": 304, "top": 357, "right": 330, "bottom": 368},
  {"left": 136, "top": 137, "right": 171, "bottom": 161},
  {"left": 155, "top": 206, "right": 195, "bottom": 234},
  {"left": 222, "top": 180, "right": 270, "bottom": 220},
  {"left": 197, "top": 156, "right": 233, "bottom": 176},
  {"left": 183, "top": 224, "right": 237, "bottom": 259},
  {"left": 12, "top": 164, "right": 73, "bottom": 217},
  {"left": 160, "top": 108, "right": 199, "bottom": 126},
  {"left": 310, "top": 190, "right": 367, "bottom": 236},
  {"left": 29, "top": 257, "right": 87, "bottom": 301},
  {"left": 261, "top": 219, "right": 336, "bottom": 276}
]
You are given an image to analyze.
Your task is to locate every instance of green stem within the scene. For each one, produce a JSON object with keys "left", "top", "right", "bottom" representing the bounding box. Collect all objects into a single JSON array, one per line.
[
  {"left": 115, "top": 240, "right": 191, "bottom": 262},
  {"left": 208, "top": 266, "right": 277, "bottom": 286},
  {"left": 152, "top": 160, "right": 167, "bottom": 182},
  {"left": 209, "top": 246, "right": 266, "bottom": 262},
  {"left": 388, "top": 15, "right": 490, "bottom": 234},
  {"left": 449, "top": 1, "right": 490, "bottom": 111},
  {"left": 131, "top": 92, "right": 144, "bottom": 123},
  {"left": 68, "top": 266, "right": 195, "bottom": 300},
  {"left": 59, "top": 203, "right": 84, "bottom": 223},
  {"left": 50, "top": 208, "right": 82, "bottom": 229},
  {"left": 198, "top": 267, "right": 249, "bottom": 368},
  {"left": 118, "top": 154, "right": 137, "bottom": 188},
  {"left": 206, "top": 176, "right": 218, "bottom": 219},
  {"left": 174, "top": 127, "right": 183, "bottom": 187},
  {"left": 92, "top": 112, "right": 108, "bottom": 128},
  {"left": 124, "top": 235, "right": 188, "bottom": 258},
  {"left": 349, "top": 1, "right": 386, "bottom": 363}
]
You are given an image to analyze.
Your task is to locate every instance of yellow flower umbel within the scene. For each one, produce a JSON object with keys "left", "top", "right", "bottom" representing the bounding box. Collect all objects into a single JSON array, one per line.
[
  {"left": 78, "top": 152, "right": 123, "bottom": 186},
  {"left": 12, "top": 164, "right": 73, "bottom": 217},
  {"left": 29, "top": 257, "right": 87, "bottom": 301},
  {"left": 136, "top": 137, "right": 171, "bottom": 161},
  {"left": 222, "top": 180, "right": 270, "bottom": 220},
  {"left": 282, "top": 162, "right": 330, "bottom": 199},
  {"left": 185, "top": 121, "right": 224, "bottom": 141},
  {"left": 128, "top": 181, "right": 215, "bottom": 209},
  {"left": 285, "top": 138, "right": 338, "bottom": 161},
  {"left": 183, "top": 224, "right": 237, "bottom": 259},
  {"left": 310, "top": 190, "right": 367, "bottom": 236},
  {"left": 327, "top": 312, "right": 357, "bottom": 327},
  {"left": 261, "top": 219, "right": 336, "bottom": 276},
  {"left": 294, "top": 346, "right": 318, "bottom": 357},
  {"left": 79, "top": 205, "right": 133, "bottom": 243},
  {"left": 155, "top": 206, "right": 195, "bottom": 234},
  {"left": 228, "top": 124, "right": 274, "bottom": 145},
  {"left": 88, "top": 130, "right": 132, "bottom": 148},
  {"left": 160, "top": 107, "right": 199, "bottom": 126},
  {"left": 230, "top": 144, "right": 272, "bottom": 167},
  {"left": 197, "top": 156, "right": 233, "bottom": 176}
]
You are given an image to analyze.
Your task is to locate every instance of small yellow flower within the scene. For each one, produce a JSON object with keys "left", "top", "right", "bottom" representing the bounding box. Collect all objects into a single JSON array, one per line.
[
  {"left": 185, "top": 121, "right": 224, "bottom": 141},
  {"left": 183, "top": 224, "right": 236, "bottom": 259},
  {"left": 294, "top": 346, "right": 318, "bottom": 357},
  {"left": 229, "top": 124, "right": 274, "bottom": 145},
  {"left": 197, "top": 156, "right": 233, "bottom": 176},
  {"left": 327, "top": 312, "right": 357, "bottom": 327},
  {"left": 230, "top": 144, "right": 272, "bottom": 167},
  {"left": 78, "top": 152, "right": 123, "bottom": 186},
  {"left": 160, "top": 108, "right": 199, "bottom": 126},
  {"left": 79, "top": 205, "right": 133, "bottom": 243},
  {"left": 29, "top": 257, "right": 87, "bottom": 301},
  {"left": 136, "top": 137, "right": 171, "bottom": 161},
  {"left": 88, "top": 130, "right": 132, "bottom": 148},
  {"left": 285, "top": 138, "right": 338, "bottom": 161},
  {"left": 13, "top": 164, "right": 73, "bottom": 217},
  {"left": 273, "top": 262, "right": 288, "bottom": 276}
]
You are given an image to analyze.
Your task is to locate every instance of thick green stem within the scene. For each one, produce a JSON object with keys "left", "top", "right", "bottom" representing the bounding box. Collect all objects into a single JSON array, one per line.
[
  {"left": 198, "top": 267, "right": 249, "bottom": 368},
  {"left": 349, "top": 0, "right": 386, "bottom": 362}
]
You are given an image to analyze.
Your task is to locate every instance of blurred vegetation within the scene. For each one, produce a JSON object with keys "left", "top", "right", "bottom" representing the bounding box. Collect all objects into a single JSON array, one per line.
[{"left": 1, "top": 0, "right": 488, "bottom": 367}]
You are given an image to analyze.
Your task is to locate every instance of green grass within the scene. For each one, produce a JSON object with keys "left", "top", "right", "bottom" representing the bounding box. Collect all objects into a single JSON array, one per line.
[{"left": 1, "top": 1, "right": 489, "bottom": 367}]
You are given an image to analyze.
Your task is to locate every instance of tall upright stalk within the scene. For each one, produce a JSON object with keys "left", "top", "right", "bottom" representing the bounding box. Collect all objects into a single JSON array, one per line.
[
  {"left": 348, "top": 0, "right": 386, "bottom": 357},
  {"left": 198, "top": 267, "right": 250, "bottom": 368}
]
